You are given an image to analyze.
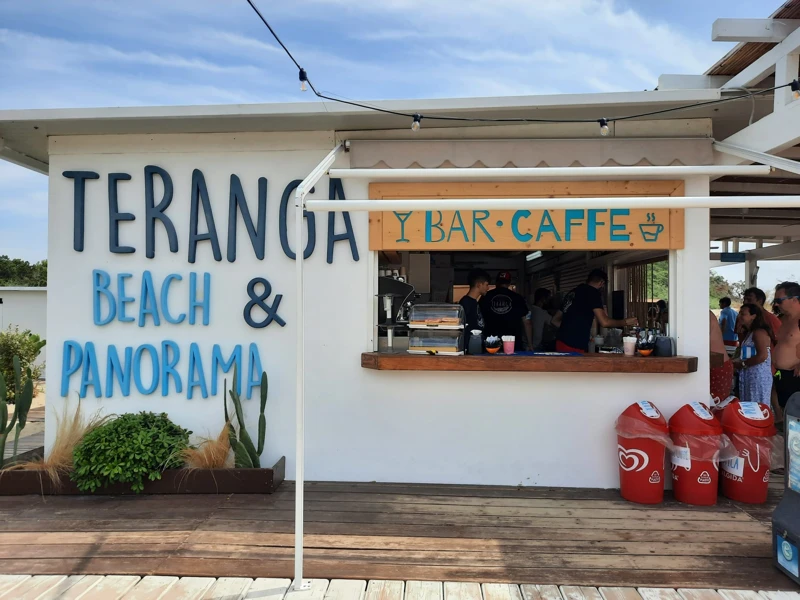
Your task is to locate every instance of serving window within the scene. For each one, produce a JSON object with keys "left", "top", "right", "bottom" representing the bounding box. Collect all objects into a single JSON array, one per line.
[{"left": 367, "top": 181, "right": 694, "bottom": 373}]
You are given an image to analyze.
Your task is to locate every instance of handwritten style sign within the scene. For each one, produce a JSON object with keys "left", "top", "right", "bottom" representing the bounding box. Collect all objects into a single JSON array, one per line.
[
  {"left": 368, "top": 181, "right": 686, "bottom": 252},
  {"left": 377, "top": 207, "right": 680, "bottom": 251}
]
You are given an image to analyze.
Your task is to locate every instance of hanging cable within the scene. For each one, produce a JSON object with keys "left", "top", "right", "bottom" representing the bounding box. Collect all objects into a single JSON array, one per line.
[{"left": 243, "top": 0, "right": 798, "bottom": 127}]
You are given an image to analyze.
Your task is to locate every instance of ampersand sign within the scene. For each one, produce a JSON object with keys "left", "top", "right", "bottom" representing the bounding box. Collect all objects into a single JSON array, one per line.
[{"left": 244, "top": 277, "right": 286, "bottom": 329}]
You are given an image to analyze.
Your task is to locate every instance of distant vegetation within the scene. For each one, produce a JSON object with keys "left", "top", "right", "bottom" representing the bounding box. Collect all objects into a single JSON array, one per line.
[{"left": 0, "top": 256, "right": 47, "bottom": 287}]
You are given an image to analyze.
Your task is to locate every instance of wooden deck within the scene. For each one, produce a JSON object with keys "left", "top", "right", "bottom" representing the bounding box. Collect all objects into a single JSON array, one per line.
[
  {"left": 0, "top": 577, "right": 797, "bottom": 600},
  {"left": 0, "top": 481, "right": 796, "bottom": 591}
]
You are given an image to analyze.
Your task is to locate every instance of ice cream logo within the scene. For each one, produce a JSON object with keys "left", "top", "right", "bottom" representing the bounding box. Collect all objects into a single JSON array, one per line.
[
  {"left": 618, "top": 445, "right": 649, "bottom": 472},
  {"left": 648, "top": 471, "right": 661, "bottom": 484},
  {"left": 698, "top": 470, "right": 712, "bottom": 484}
]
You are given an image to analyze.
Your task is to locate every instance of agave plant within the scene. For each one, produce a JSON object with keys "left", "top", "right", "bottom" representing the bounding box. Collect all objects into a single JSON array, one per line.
[
  {"left": 224, "top": 366, "right": 268, "bottom": 468},
  {"left": 0, "top": 356, "right": 34, "bottom": 468}
]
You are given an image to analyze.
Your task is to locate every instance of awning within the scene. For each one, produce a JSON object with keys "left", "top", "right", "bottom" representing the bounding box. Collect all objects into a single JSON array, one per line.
[{"left": 348, "top": 139, "right": 715, "bottom": 169}]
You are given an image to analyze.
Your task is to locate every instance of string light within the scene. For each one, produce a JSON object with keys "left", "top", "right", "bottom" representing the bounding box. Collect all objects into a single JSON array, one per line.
[{"left": 244, "top": 0, "right": 799, "bottom": 128}]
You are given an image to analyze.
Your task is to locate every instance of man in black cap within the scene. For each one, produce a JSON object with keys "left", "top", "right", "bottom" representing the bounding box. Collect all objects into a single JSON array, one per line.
[{"left": 480, "top": 271, "right": 532, "bottom": 351}]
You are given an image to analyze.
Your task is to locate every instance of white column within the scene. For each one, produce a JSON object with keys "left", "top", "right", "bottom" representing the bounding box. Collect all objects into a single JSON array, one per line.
[
  {"left": 745, "top": 254, "right": 759, "bottom": 287},
  {"left": 668, "top": 250, "right": 677, "bottom": 339},
  {"left": 775, "top": 53, "right": 800, "bottom": 112},
  {"left": 677, "top": 177, "right": 711, "bottom": 387}
]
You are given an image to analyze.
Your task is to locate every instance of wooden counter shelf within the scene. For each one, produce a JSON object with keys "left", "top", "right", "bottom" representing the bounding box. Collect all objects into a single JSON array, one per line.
[{"left": 361, "top": 352, "right": 698, "bottom": 373}]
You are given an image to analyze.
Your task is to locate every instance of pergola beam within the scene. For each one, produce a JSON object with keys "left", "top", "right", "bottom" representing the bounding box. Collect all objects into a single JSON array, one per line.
[
  {"left": 748, "top": 239, "right": 800, "bottom": 260},
  {"left": 723, "top": 25, "right": 800, "bottom": 90},
  {"left": 715, "top": 102, "right": 800, "bottom": 162},
  {"left": 712, "top": 19, "right": 800, "bottom": 43},
  {"left": 711, "top": 182, "right": 800, "bottom": 194}
]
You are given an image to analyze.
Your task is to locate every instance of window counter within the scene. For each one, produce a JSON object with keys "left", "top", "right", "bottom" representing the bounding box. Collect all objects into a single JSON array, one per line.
[{"left": 361, "top": 352, "right": 697, "bottom": 374}]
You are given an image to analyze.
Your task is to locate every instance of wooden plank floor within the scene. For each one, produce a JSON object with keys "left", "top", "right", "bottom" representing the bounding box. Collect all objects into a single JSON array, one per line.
[
  {"left": 0, "top": 578, "right": 797, "bottom": 600},
  {"left": 0, "top": 480, "right": 796, "bottom": 590}
]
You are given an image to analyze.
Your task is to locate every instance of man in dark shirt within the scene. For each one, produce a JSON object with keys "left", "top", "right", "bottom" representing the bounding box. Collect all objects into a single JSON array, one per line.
[
  {"left": 552, "top": 269, "right": 638, "bottom": 353},
  {"left": 480, "top": 271, "right": 533, "bottom": 351},
  {"left": 459, "top": 269, "right": 490, "bottom": 334}
]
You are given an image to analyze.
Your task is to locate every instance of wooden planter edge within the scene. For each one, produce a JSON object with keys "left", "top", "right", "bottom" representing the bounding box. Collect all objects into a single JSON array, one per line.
[{"left": 0, "top": 455, "right": 285, "bottom": 495}]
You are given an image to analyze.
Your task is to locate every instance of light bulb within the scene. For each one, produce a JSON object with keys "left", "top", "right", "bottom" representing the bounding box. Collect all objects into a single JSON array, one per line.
[
  {"left": 299, "top": 68, "right": 308, "bottom": 92},
  {"left": 411, "top": 114, "right": 422, "bottom": 132},
  {"left": 792, "top": 80, "right": 800, "bottom": 99},
  {"left": 300, "top": 80, "right": 307, "bottom": 92},
  {"left": 598, "top": 118, "right": 610, "bottom": 136}
]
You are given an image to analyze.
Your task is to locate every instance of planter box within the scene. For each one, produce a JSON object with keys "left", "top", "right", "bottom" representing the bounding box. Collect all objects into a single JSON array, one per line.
[{"left": 0, "top": 456, "right": 285, "bottom": 495}]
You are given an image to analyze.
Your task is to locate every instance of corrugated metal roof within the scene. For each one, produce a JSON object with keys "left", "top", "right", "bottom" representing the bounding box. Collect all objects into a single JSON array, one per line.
[{"left": 706, "top": 0, "right": 800, "bottom": 76}]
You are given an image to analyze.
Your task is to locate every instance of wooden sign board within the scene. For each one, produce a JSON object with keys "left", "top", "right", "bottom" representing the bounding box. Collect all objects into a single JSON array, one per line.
[{"left": 369, "top": 181, "right": 685, "bottom": 251}]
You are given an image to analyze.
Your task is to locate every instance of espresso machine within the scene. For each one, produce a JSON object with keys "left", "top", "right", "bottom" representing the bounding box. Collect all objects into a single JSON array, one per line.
[{"left": 377, "top": 277, "right": 417, "bottom": 352}]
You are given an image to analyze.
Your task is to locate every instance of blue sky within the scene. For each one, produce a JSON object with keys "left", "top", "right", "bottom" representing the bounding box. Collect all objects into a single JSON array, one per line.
[{"left": 0, "top": 0, "right": 790, "bottom": 287}]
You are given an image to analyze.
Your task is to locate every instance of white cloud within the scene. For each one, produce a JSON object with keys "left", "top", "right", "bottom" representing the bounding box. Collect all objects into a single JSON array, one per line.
[{"left": 0, "top": 0, "right": 748, "bottom": 262}]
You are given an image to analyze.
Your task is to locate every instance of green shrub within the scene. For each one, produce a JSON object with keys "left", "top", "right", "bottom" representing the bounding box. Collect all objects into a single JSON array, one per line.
[
  {"left": 72, "top": 412, "right": 191, "bottom": 493},
  {"left": 0, "top": 326, "right": 45, "bottom": 400}
]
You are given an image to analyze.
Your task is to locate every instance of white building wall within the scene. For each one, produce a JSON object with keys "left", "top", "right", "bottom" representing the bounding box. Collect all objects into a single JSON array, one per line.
[
  {"left": 0, "top": 288, "right": 47, "bottom": 377},
  {"left": 46, "top": 132, "right": 710, "bottom": 488}
]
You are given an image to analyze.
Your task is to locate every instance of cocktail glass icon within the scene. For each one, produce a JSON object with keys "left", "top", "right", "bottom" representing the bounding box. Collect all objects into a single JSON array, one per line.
[{"left": 639, "top": 213, "right": 664, "bottom": 242}]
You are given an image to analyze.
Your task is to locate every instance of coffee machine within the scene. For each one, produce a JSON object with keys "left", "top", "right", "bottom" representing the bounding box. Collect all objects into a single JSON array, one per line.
[{"left": 377, "top": 277, "right": 417, "bottom": 352}]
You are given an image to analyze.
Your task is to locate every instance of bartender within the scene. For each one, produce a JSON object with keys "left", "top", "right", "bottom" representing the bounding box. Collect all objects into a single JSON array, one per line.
[
  {"left": 551, "top": 269, "right": 638, "bottom": 354},
  {"left": 459, "top": 269, "right": 490, "bottom": 334},
  {"left": 480, "top": 271, "right": 533, "bottom": 351}
]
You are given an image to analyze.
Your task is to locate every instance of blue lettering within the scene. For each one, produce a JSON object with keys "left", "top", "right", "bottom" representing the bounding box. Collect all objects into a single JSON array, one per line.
[
  {"left": 472, "top": 211, "right": 495, "bottom": 242},
  {"left": 536, "top": 211, "right": 562, "bottom": 242},
  {"left": 133, "top": 344, "right": 159, "bottom": 395},
  {"left": 564, "top": 210, "right": 585, "bottom": 242},
  {"left": 79, "top": 342, "right": 102, "bottom": 399},
  {"left": 138, "top": 270, "right": 161, "bottom": 327},
  {"left": 189, "top": 272, "right": 211, "bottom": 326},
  {"left": 61, "top": 341, "right": 83, "bottom": 397},
  {"left": 393, "top": 212, "right": 413, "bottom": 243},
  {"left": 587, "top": 209, "right": 607, "bottom": 242},
  {"left": 425, "top": 211, "right": 445, "bottom": 243},
  {"left": 93, "top": 270, "right": 116, "bottom": 326},
  {"left": 187, "top": 343, "right": 208, "bottom": 399},
  {"left": 63, "top": 171, "right": 99, "bottom": 252},
  {"left": 117, "top": 273, "right": 136, "bottom": 323},
  {"left": 227, "top": 174, "right": 267, "bottom": 262},
  {"left": 279, "top": 180, "right": 316, "bottom": 260},
  {"left": 511, "top": 210, "right": 533, "bottom": 242},
  {"left": 161, "top": 274, "right": 186, "bottom": 325},
  {"left": 610, "top": 209, "right": 630, "bottom": 241},
  {"left": 447, "top": 211, "right": 469, "bottom": 242},
  {"left": 188, "top": 169, "right": 222, "bottom": 264},
  {"left": 247, "top": 343, "right": 263, "bottom": 400},
  {"left": 326, "top": 178, "right": 359, "bottom": 264},
  {"left": 211, "top": 344, "right": 242, "bottom": 396},
  {"left": 106, "top": 345, "right": 132, "bottom": 397},
  {"left": 161, "top": 341, "right": 182, "bottom": 396},
  {"left": 425, "top": 210, "right": 444, "bottom": 243},
  {"left": 108, "top": 172, "right": 134, "bottom": 254}
]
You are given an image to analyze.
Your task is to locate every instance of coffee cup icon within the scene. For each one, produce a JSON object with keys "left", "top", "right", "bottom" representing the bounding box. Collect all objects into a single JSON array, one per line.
[{"left": 639, "top": 221, "right": 664, "bottom": 242}]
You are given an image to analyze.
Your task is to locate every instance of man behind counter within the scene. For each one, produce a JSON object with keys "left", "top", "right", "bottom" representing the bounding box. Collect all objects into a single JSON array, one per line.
[
  {"left": 552, "top": 269, "right": 638, "bottom": 354},
  {"left": 480, "top": 271, "right": 533, "bottom": 351},
  {"left": 459, "top": 269, "right": 490, "bottom": 334}
]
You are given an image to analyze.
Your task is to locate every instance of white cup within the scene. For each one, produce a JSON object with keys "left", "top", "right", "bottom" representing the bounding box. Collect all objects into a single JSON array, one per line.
[{"left": 623, "top": 336, "right": 637, "bottom": 356}]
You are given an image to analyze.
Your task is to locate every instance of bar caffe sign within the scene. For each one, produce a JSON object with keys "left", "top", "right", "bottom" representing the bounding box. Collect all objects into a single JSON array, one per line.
[
  {"left": 379, "top": 208, "right": 683, "bottom": 251},
  {"left": 368, "top": 182, "right": 685, "bottom": 252}
]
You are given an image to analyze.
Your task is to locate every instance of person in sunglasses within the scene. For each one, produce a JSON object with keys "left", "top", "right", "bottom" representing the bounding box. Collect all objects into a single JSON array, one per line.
[{"left": 772, "top": 281, "right": 800, "bottom": 419}]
